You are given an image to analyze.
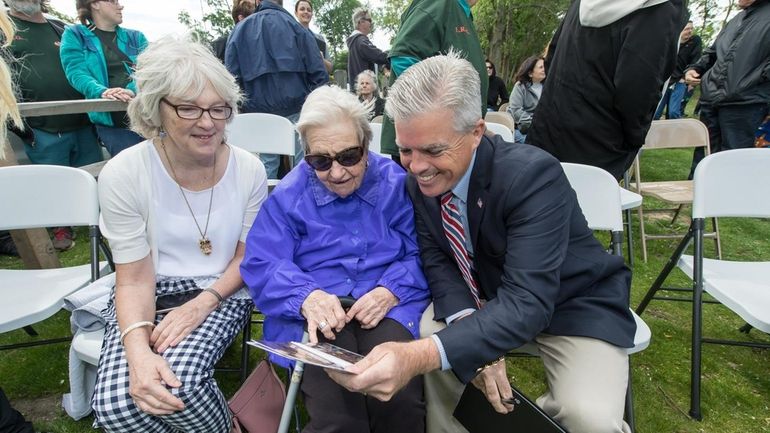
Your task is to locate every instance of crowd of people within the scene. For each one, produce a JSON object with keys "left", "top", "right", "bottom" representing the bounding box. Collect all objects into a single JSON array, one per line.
[{"left": 2, "top": 0, "right": 769, "bottom": 432}]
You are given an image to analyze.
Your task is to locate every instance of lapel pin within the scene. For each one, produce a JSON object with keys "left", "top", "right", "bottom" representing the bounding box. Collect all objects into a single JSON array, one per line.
[{"left": 477, "top": 198, "right": 483, "bottom": 208}]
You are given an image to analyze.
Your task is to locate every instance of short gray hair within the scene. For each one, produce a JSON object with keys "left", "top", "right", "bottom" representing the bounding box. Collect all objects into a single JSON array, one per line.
[
  {"left": 127, "top": 35, "right": 242, "bottom": 138},
  {"left": 352, "top": 7, "right": 370, "bottom": 28},
  {"left": 385, "top": 51, "right": 481, "bottom": 134},
  {"left": 355, "top": 70, "right": 378, "bottom": 95},
  {"left": 297, "top": 85, "right": 371, "bottom": 153}
]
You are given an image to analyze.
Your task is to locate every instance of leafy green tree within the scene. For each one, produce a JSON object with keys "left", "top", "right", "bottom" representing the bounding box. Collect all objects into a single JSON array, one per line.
[
  {"left": 373, "top": 0, "right": 410, "bottom": 44},
  {"left": 312, "top": 0, "right": 362, "bottom": 55},
  {"left": 178, "top": 0, "right": 234, "bottom": 44},
  {"left": 474, "top": 0, "right": 569, "bottom": 85}
]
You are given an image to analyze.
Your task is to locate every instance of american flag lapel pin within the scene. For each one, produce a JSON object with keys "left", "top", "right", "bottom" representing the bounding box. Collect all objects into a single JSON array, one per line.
[{"left": 477, "top": 197, "right": 483, "bottom": 208}]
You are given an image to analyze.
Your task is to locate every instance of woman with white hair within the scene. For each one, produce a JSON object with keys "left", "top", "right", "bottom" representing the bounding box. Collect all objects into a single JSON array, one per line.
[
  {"left": 356, "top": 69, "right": 385, "bottom": 121},
  {"left": 241, "top": 85, "right": 429, "bottom": 433},
  {"left": 91, "top": 35, "right": 267, "bottom": 432}
]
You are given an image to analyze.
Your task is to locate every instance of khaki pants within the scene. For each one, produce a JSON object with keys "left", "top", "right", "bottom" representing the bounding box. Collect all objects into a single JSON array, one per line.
[{"left": 420, "top": 303, "right": 631, "bottom": 433}]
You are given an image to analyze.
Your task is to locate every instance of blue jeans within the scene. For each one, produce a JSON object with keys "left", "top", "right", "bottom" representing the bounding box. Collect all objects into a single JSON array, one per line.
[
  {"left": 95, "top": 125, "right": 144, "bottom": 157},
  {"left": 24, "top": 126, "right": 103, "bottom": 167},
  {"left": 259, "top": 112, "right": 303, "bottom": 179},
  {"left": 654, "top": 81, "right": 687, "bottom": 120},
  {"left": 689, "top": 103, "right": 770, "bottom": 177}
]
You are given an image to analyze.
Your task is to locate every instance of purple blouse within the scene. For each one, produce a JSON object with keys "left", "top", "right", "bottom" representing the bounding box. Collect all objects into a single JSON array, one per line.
[{"left": 240, "top": 152, "right": 429, "bottom": 367}]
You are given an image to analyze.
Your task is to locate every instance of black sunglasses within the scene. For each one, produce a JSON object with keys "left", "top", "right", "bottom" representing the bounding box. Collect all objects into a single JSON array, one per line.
[{"left": 304, "top": 146, "right": 365, "bottom": 171}]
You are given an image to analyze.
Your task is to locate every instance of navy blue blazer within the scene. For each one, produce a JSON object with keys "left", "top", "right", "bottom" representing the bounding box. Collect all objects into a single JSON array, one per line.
[{"left": 407, "top": 134, "right": 636, "bottom": 383}]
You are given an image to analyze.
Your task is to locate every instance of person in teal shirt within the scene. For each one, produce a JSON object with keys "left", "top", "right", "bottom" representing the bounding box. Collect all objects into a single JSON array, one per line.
[
  {"left": 60, "top": 0, "right": 148, "bottom": 156},
  {"left": 380, "top": 0, "right": 488, "bottom": 164}
]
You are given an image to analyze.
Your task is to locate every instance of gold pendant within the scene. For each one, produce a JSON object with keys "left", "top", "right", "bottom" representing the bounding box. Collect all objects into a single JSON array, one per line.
[{"left": 199, "top": 237, "right": 212, "bottom": 255}]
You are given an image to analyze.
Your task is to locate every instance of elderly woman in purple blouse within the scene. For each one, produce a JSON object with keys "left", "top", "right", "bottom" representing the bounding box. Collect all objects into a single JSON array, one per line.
[{"left": 240, "top": 85, "right": 429, "bottom": 433}]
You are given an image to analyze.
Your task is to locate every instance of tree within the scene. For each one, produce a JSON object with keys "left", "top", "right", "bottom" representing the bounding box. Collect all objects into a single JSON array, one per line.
[
  {"left": 373, "top": 0, "right": 410, "bottom": 44},
  {"left": 474, "top": 0, "right": 570, "bottom": 84},
  {"left": 178, "top": 0, "right": 234, "bottom": 44},
  {"left": 312, "top": 0, "right": 362, "bottom": 55}
]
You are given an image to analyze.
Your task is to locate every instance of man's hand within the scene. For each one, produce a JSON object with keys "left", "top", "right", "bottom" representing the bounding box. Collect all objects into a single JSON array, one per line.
[
  {"left": 327, "top": 338, "right": 440, "bottom": 401},
  {"left": 346, "top": 286, "right": 398, "bottom": 329},
  {"left": 470, "top": 359, "right": 515, "bottom": 414},
  {"left": 684, "top": 69, "right": 701, "bottom": 86}
]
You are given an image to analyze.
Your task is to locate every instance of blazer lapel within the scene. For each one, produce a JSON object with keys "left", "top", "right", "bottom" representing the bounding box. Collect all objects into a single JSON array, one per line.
[
  {"left": 425, "top": 194, "right": 451, "bottom": 252},
  {"left": 468, "top": 136, "right": 495, "bottom": 253}
]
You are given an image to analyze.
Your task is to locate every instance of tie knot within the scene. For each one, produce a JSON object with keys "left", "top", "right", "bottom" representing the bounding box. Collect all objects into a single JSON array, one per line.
[{"left": 441, "top": 191, "right": 454, "bottom": 206}]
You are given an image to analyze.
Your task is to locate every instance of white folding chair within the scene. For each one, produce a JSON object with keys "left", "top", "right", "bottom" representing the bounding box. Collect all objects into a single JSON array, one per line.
[
  {"left": 485, "top": 121, "right": 514, "bottom": 142},
  {"left": 226, "top": 113, "right": 295, "bottom": 186},
  {"left": 561, "top": 163, "right": 651, "bottom": 432},
  {"left": 368, "top": 122, "right": 383, "bottom": 155},
  {"left": 0, "top": 165, "right": 108, "bottom": 349},
  {"left": 635, "top": 148, "right": 770, "bottom": 420}
]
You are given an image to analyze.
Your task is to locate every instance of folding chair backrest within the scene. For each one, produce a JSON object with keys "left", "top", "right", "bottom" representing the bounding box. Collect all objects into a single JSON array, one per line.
[
  {"left": 484, "top": 111, "right": 515, "bottom": 132},
  {"left": 561, "top": 163, "right": 623, "bottom": 232},
  {"left": 0, "top": 165, "right": 99, "bottom": 230},
  {"left": 369, "top": 122, "right": 383, "bottom": 154},
  {"left": 692, "top": 148, "right": 770, "bottom": 219},
  {"left": 226, "top": 113, "right": 295, "bottom": 156},
  {"left": 643, "top": 118, "right": 710, "bottom": 151},
  {"left": 485, "top": 121, "right": 514, "bottom": 142}
]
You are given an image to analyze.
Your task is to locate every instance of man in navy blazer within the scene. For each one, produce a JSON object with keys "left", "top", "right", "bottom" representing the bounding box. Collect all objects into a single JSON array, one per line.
[{"left": 329, "top": 52, "right": 636, "bottom": 433}]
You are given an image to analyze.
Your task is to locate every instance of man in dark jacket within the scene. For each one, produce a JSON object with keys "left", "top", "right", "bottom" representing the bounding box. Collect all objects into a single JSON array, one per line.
[
  {"left": 225, "top": 0, "right": 328, "bottom": 179},
  {"left": 687, "top": 0, "right": 770, "bottom": 173},
  {"left": 527, "top": 0, "right": 686, "bottom": 180},
  {"left": 211, "top": 0, "right": 256, "bottom": 64},
  {"left": 654, "top": 20, "right": 702, "bottom": 120},
  {"left": 346, "top": 8, "right": 388, "bottom": 91}
]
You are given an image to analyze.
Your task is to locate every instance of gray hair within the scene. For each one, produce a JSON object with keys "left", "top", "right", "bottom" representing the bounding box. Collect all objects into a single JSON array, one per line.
[
  {"left": 385, "top": 51, "right": 481, "bottom": 134},
  {"left": 297, "top": 85, "right": 371, "bottom": 154},
  {"left": 355, "top": 70, "right": 378, "bottom": 95},
  {"left": 127, "top": 34, "right": 242, "bottom": 138},
  {"left": 351, "top": 7, "right": 370, "bottom": 29}
]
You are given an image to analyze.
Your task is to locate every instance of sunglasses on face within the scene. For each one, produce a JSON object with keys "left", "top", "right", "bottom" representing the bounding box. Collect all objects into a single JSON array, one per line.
[{"left": 304, "top": 146, "right": 365, "bottom": 171}]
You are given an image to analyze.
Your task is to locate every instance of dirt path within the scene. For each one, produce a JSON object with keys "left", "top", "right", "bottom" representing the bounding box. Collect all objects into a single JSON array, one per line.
[{"left": 11, "top": 394, "right": 61, "bottom": 424}]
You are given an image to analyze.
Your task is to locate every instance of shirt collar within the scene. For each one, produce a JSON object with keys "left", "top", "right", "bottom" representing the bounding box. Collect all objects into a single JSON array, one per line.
[
  {"left": 450, "top": 149, "right": 477, "bottom": 203},
  {"left": 307, "top": 152, "right": 379, "bottom": 207},
  {"left": 457, "top": 0, "right": 471, "bottom": 17}
]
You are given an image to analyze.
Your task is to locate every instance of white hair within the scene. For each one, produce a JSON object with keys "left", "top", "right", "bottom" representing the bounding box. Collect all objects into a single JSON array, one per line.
[
  {"left": 355, "top": 70, "right": 378, "bottom": 96},
  {"left": 127, "top": 34, "right": 242, "bottom": 138},
  {"left": 297, "top": 85, "right": 371, "bottom": 153},
  {"left": 351, "top": 7, "right": 369, "bottom": 28},
  {"left": 385, "top": 51, "right": 481, "bottom": 134}
]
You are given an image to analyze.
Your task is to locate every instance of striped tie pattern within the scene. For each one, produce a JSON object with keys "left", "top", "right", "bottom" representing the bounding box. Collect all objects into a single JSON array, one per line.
[{"left": 441, "top": 192, "right": 482, "bottom": 307}]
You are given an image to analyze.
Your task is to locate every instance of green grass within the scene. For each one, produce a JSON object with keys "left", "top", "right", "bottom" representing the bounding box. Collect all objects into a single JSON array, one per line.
[{"left": 2, "top": 131, "right": 770, "bottom": 432}]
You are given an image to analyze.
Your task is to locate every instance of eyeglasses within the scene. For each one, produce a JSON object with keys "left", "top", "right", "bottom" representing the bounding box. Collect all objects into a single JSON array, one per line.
[
  {"left": 486, "top": 65, "right": 493, "bottom": 70},
  {"left": 161, "top": 98, "right": 233, "bottom": 120},
  {"left": 361, "top": 17, "right": 372, "bottom": 23},
  {"left": 304, "top": 146, "right": 365, "bottom": 171}
]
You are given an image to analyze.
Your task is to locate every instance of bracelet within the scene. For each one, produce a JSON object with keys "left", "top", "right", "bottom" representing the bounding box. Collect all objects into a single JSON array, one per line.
[
  {"left": 119, "top": 321, "right": 155, "bottom": 345},
  {"left": 476, "top": 356, "right": 506, "bottom": 374},
  {"left": 202, "top": 287, "right": 224, "bottom": 310}
]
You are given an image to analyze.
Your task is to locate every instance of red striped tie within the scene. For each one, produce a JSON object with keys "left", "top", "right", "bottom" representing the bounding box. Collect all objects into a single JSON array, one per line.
[{"left": 441, "top": 192, "right": 481, "bottom": 307}]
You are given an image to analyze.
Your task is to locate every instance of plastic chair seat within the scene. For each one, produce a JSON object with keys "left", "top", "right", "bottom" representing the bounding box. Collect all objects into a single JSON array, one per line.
[
  {"left": 485, "top": 122, "right": 514, "bottom": 142},
  {"left": 638, "top": 180, "right": 693, "bottom": 204},
  {"left": 629, "top": 311, "right": 651, "bottom": 354},
  {"left": 72, "top": 328, "right": 105, "bottom": 366},
  {"left": 620, "top": 189, "right": 642, "bottom": 210},
  {"left": 678, "top": 255, "right": 770, "bottom": 333},
  {"left": 0, "top": 261, "right": 110, "bottom": 333}
]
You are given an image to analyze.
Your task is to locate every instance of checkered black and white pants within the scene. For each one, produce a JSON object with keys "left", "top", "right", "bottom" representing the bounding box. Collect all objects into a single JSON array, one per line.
[{"left": 92, "top": 279, "right": 252, "bottom": 433}]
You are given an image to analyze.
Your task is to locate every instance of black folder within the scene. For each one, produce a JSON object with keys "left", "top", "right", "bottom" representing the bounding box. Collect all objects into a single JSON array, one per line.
[{"left": 453, "top": 384, "right": 568, "bottom": 433}]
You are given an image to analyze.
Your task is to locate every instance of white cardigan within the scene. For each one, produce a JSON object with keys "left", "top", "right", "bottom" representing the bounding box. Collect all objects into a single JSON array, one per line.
[{"left": 98, "top": 139, "right": 267, "bottom": 270}]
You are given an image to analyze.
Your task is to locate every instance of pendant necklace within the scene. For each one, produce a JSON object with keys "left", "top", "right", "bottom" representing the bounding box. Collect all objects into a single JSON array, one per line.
[{"left": 161, "top": 139, "right": 215, "bottom": 255}]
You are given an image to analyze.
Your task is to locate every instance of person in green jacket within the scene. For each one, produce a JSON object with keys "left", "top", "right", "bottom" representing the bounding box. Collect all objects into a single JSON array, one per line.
[
  {"left": 380, "top": 0, "right": 488, "bottom": 166},
  {"left": 60, "top": 0, "right": 148, "bottom": 156}
]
